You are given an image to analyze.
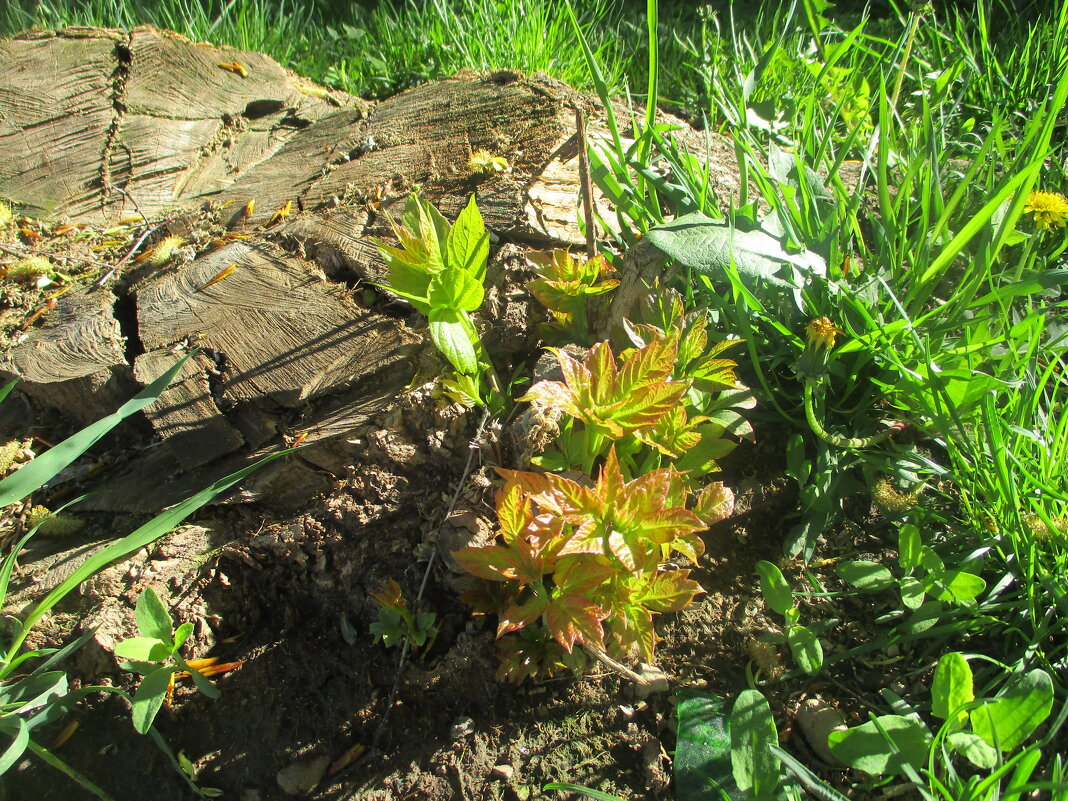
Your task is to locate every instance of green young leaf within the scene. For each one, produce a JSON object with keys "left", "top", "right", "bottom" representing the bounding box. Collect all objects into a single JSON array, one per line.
[
  {"left": 931, "top": 652, "right": 973, "bottom": 730},
  {"left": 428, "top": 308, "right": 479, "bottom": 375},
  {"left": 970, "top": 669, "right": 1054, "bottom": 751},
  {"left": 446, "top": 194, "right": 489, "bottom": 280},
  {"left": 836, "top": 560, "right": 895, "bottom": 592},
  {"left": 428, "top": 266, "right": 485, "bottom": 312},
  {"left": 114, "top": 637, "right": 172, "bottom": 663},
  {"left": 787, "top": 625, "right": 823, "bottom": 675},
  {"left": 135, "top": 587, "right": 174, "bottom": 646},
  {"left": 730, "top": 689, "right": 779, "bottom": 797},
  {"left": 827, "top": 715, "right": 931, "bottom": 775},
  {"left": 898, "top": 524, "right": 921, "bottom": 572},
  {"left": 925, "top": 569, "right": 986, "bottom": 604},
  {"left": 132, "top": 666, "right": 179, "bottom": 734},
  {"left": 900, "top": 576, "right": 925, "bottom": 610},
  {"left": 946, "top": 732, "right": 997, "bottom": 770},
  {"left": 755, "top": 560, "right": 794, "bottom": 617},
  {"left": 173, "top": 621, "right": 194, "bottom": 652}
]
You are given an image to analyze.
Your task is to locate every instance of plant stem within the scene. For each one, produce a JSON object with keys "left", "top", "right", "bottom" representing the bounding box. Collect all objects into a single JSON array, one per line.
[{"left": 803, "top": 377, "right": 902, "bottom": 450}]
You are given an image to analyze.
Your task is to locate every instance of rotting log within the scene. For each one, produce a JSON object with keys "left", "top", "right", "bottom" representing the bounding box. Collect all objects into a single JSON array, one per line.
[{"left": 0, "top": 27, "right": 750, "bottom": 513}]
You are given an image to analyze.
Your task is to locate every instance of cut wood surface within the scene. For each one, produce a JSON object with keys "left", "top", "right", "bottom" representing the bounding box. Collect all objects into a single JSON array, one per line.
[{"left": 0, "top": 26, "right": 749, "bottom": 512}]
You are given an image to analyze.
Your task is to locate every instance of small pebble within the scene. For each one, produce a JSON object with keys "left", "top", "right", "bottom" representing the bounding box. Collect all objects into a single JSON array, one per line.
[
  {"left": 490, "top": 764, "right": 515, "bottom": 780},
  {"left": 276, "top": 755, "right": 329, "bottom": 795}
]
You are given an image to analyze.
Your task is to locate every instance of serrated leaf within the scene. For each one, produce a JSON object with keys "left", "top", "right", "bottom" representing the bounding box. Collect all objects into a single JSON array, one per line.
[
  {"left": 694, "top": 482, "right": 734, "bottom": 527},
  {"left": 495, "top": 483, "right": 531, "bottom": 541},
  {"left": 446, "top": 194, "right": 489, "bottom": 280},
  {"left": 827, "top": 715, "right": 931, "bottom": 775},
  {"left": 544, "top": 593, "right": 606, "bottom": 652},
  {"left": 519, "top": 338, "right": 685, "bottom": 439},
  {"left": 931, "top": 652, "right": 973, "bottom": 729},
  {"left": 428, "top": 266, "right": 484, "bottom": 311},
  {"left": 452, "top": 545, "right": 522, "bottom": 581},
  {"left": 135, "top": 587, "right": 174, "bottom": 645},
  {"left": 646, "top": 212, "right": 826, "bottom": 292},
  {"left": 836, "top": 560, "right": 895, "bottom": 592},
  {"left": 428, "top": 308, "right": 478, "bottom": 374},
  {"left": 636, "top": 570, "right": 703, "bottom": 613}
]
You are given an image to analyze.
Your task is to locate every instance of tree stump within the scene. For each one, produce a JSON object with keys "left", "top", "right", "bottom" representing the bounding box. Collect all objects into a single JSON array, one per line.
[{"left": 0, "top": 26, "right": 746, "bottom": 512}]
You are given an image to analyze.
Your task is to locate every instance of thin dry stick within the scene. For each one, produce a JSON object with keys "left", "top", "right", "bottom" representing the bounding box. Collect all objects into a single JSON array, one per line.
[
  {"left": 573, "top": 104, "right": 597, "bottom": 260},
  {"left": 91, "top": 222, "right": 166, "bottom": 289},
  {"left": 337, "top": 409, "right": 491, "bottom": 780}
]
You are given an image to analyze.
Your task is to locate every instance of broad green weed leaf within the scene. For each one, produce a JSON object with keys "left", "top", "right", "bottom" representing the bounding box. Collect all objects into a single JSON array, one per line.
[
  {"left": 446, "top": 194, "right": 489, "bottom": 280},
  {"left": 114, "top": 637, "right": 171, "bottom": 663},
  {"left": 827, "top": 715, "right": 931, "bottom": 775},
  {"left": 674, "top": 689, "right": 736, "bottom": 801},
  {"left": 132, "top": 665, "right": 179, "bottom": 734},
  {"left": 428, "top": 266, "right": 484, "bottom": 311},
  {"left": 836, "top": 560, "right": 895, "bottom": 592},
  {"left": 755, "top": 560, "right": 794, "bottom": 617},
  {"left": 970, "top": 669, "right": 1053, "bottom": 751},
  {"left": 931, "top": 652, "right": 973, "bottom": 730},
  {"left": 730, "top": 689, "right": 779, "bottom": 797},
  {"left": 900, "top": 576, "right": 925, "bottom": 610},
  {"left": 428, "top": 308, "right": 478, "bottom": 375},
  {"left": 898, "top": 524, "right": 921, "bottom": 571},
  {"left": 926, "top": 569, "right": 986, "bottom": 604},
  {"left": 947, "top": 732, "right": 997, "bottom": 770},
  {"left": 646, "top": 212, "right": 826, "bottom": 292},
  {"left": 135, "top": 587, "right": 174, "bottom": 645},
  {"left": 787, "top": 625, "right": 823, "bottom": 674}
]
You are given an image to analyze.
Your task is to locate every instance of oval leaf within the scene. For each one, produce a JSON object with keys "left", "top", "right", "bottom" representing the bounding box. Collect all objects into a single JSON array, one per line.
[
  {"left": 132, "top": 666, "right": 178, "bottom": 734},
  {"left": 931, "top": 652, "right": 973, "bottom": 729},
  {"left": 428, "top": 309, "right": 479, "bottom": 375},
  {"left": 755, "top": 560, "right": 794, "bottom": 617},
  {"left": 836, "top": 560, "right": 895, "bottom": 592},
  {"left": 827, "top": 715, "right": 931, "bottom": 775},
  {"left": 787, "top": 625, "right": 823, "bottom": 675},
  {"left": 970, "top": 669, "right": 1054, "bottom": 751},
  {"left": 730, "top": 689, "right": 779, "bottom": 796},
  {"left": 135, "top": 587, "right": 173, "bottom": 645}
]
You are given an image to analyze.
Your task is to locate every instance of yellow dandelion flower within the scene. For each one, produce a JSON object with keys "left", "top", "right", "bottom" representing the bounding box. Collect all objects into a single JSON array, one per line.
[
  {"left": 805, "top": 317, "right": 843, "bottom": 350},
  {"left": 1024, "top": 190, "right": 1068, "bottom": 231}
]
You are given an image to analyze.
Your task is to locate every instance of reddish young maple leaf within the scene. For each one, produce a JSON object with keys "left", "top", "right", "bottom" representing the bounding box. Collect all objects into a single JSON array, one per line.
[{"left": 518, "top": 337, "right": 686, "bottom": 439}]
